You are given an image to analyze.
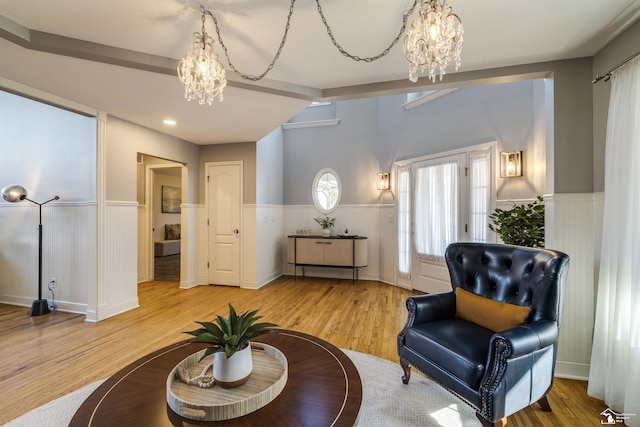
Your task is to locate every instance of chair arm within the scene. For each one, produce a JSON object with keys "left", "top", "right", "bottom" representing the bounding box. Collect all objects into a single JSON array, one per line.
[
  {"left": 493, "top": 320, "right": 558, "bottom": 358},
  {"left": 404, "top": 291, "right": 456, "bottom": 327},
  {"left": 479, "top": 320, "right": 558, "bottom": 421}
]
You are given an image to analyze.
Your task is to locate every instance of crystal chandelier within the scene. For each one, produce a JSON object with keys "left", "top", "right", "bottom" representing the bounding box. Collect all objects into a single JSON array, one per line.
[
  {"left": 177, "top": 1, "right": 463, "bottom": 104},
  {"left": 177, "top": 10, "right": 227, "bottom": 105},
  {"left": 403, "top": 0, "right": 464, "bottom": 83}
]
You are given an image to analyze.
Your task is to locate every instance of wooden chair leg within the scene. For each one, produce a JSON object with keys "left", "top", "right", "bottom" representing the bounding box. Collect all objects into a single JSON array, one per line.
[
  {"left": 476, "top": 413, "right": 507, "bottom": 427},
  {"left": 400, "top": 358, "right": 411, "bottom": 384},
  {"left": 538, "top": 394, "right": 552, "bottom": 412}
]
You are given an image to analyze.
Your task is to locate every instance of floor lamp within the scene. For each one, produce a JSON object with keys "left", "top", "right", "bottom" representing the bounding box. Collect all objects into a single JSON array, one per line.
[{"left": 1, "top": 185, "right": 59, "bottom": 316}]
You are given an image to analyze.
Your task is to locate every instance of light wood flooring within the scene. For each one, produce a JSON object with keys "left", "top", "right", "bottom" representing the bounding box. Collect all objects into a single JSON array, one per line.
[{"left": 0, "top": 276, "right": 606, "bottom": 426}]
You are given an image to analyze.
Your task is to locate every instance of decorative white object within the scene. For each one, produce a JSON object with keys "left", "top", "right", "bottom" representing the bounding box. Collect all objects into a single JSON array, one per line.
[
  {"left": 168, "top": 343, "right": 288, "bottom": 421},
  {"left": 213, "top": 344, "right": 253, "bottom": 387},
  {"left": 403, "top": 0, "right": 464, "bottom": 82}
]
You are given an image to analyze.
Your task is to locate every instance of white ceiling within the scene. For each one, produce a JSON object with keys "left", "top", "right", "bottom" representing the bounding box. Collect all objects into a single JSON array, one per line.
[{"left": 0, "top": 0, "right": 639, "bottom": 144}]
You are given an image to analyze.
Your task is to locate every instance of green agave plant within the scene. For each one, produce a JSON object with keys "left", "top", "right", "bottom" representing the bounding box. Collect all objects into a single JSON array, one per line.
[{"left": 185, "top": 303, "right": 278, "bottom": 360}]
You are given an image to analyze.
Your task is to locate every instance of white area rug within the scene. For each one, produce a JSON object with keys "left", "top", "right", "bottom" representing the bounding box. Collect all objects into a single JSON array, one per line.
[{"left": 4, "top": 350, "right": 480, "bottom": 426}]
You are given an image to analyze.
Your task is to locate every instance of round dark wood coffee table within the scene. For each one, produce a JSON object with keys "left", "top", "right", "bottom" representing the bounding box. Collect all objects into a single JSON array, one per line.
[{"left": 69, "top": 330, "right": 362, "bottom": 426}]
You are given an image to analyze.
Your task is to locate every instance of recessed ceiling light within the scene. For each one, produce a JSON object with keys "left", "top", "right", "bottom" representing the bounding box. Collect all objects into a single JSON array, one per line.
[{"left": 163, "top": 119, "right": 177, "bottom": 126}]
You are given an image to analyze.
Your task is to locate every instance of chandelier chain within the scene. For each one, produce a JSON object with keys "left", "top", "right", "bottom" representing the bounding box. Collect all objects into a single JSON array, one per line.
[
  {"left": 314, "top": 0, "right": 421, "bottom": 63},
  {"left": 205, "top": 0, "right": 297, "bottom": 82}
]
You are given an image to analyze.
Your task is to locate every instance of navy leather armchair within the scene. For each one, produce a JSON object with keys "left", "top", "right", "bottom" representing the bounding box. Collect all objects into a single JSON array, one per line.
[{"left": 397, "top": 243, "right": 569, "bottom": 427}]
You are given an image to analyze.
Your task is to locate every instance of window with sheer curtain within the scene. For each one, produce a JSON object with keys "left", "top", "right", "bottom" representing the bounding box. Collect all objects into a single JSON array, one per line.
[
  {"left": 468, "top": 152, "right": 491, "bottom": 243},
  {"left": 588, "top": 57, "right": 640, "bottom": 423},
  {"left": 397, "top": 146, "right": 493, "bottom": 275},
  {"left": 397, "top": 166, "right": 412, "bottom": 278}
]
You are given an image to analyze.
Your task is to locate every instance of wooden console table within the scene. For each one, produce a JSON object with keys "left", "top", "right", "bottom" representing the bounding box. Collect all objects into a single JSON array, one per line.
[{"left": 287, "top": 235, "right": 368, "bottom": 282}]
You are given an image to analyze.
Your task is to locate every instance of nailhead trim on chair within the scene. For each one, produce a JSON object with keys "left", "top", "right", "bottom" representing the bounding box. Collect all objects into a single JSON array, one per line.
[{"left": 480, "top": 337, "right": 512, "bottom": 421}]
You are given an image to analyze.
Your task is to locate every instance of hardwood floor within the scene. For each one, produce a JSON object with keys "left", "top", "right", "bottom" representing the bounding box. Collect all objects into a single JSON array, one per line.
[{"left": 0, "top": 276, "right": 606, "bottom": 426}]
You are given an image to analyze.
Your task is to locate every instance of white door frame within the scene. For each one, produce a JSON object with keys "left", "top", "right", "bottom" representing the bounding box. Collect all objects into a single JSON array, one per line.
[
  {"left": 205, "top": 160, "right": 243, "bottom": 286},
  {"left": 144, "top": 163, "right": 185, "bottom": 281}
]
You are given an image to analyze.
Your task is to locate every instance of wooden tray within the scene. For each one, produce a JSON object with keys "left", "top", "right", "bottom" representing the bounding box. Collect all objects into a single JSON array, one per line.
[{"left": 166, "top": 343, "right": 288, "bottom": 421}]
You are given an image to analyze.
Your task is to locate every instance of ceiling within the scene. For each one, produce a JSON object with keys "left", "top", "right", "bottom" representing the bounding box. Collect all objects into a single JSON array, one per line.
[{"left": 0, "top": 0, "right": 639, "bottom": 145}]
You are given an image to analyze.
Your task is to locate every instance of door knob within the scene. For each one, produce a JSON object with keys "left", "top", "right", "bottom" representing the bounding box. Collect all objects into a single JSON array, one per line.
[{"left": 233, "top": 229, "right": 239, "bottom": 234}]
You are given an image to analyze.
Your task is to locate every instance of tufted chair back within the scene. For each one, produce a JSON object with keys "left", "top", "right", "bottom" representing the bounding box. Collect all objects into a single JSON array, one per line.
[{"left": 445, "top": 243, "right": 569, "bottom": 325}]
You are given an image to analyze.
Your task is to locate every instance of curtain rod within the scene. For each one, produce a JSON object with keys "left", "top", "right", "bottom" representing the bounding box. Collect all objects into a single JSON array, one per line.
[{"left": 592, "top": 50, "right": 640, "bottom": 84}]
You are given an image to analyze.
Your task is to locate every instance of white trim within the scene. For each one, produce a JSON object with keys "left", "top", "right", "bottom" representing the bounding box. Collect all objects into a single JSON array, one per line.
[
  {"left": 144, "top": 163, "right": 185, "bottom": 282},
  {"left": 281, "top": 119, "right": 340, "bottom": 130},
  {"left": 283, "top": 203, "right": 392, "bottom": 209},
  {"left": 396, "top": 140, "right": 497, "bottom": 166},
  {"left": 105, "top": 200, "right": 139, "bottom": 207},
  {"left": 402, "top": 89, "right": 458, "bottom": 110},
  {"left": 255, "top": 272, "right": 282, "bottom": 289},
  {"left": 555, "top": 361, "right": 590, "bottom": 381},
  {"left": 308, "top": 101, "right": 332, "bottom": 107},
  {"left": 312, "top": 167, "right": 342, "bottom": 214},
  {"left": 0, "top": 295, "right": 87, "bottom": 315},
  {"left": 0, "top": 76, "right": 98, "bottom": 117}
]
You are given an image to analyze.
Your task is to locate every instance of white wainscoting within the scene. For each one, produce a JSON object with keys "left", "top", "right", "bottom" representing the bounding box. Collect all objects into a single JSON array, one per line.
[
  {"left": 0, "top": 202, "right": 96, "bottom": 314},
  {"left": 179, "top": 204, "right": 202, "bottom": 289},
  {"left": 242, "top": 205, "right": 257, "bottom": 289},
  {"left": 254, "top": 205, "right": 285, "bottom": 289},
  {"left": 546, "top": 193, "right": 600, "bottom": 380},
  {"left": 378, "top": 204, "right": 397, "bottom": 285},
  {"left": 196, "top": 204, "right": 208, "bottom": 287},
  {"left": 137, "top": 205, "right": 149, "bottom": 283},
  {"left": 95, "top": 201, "right": 139, "bottom": 321}
]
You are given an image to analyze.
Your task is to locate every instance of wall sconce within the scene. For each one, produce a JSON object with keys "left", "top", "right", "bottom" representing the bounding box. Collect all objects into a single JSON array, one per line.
[
  {"left": 500, "top": 151, "right": 523, "bottom": 178},
  {"left": 377, "top": 172, "right": 390, "bottom": 190}
]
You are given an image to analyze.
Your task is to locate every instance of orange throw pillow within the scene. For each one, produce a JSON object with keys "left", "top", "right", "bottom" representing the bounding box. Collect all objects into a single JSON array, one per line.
[{"left": 455, "top": 288, "right": 531, "bottom": 332}]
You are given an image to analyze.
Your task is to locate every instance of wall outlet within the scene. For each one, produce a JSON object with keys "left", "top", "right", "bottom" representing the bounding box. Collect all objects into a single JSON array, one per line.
[{"left": 50, "top": 278, "right": 57, "bottom": 289}]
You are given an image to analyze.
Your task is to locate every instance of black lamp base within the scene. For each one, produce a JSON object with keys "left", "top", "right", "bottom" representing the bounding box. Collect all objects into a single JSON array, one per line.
[{"left": 29, "top": 299, "right": 50, "bottom": 316}]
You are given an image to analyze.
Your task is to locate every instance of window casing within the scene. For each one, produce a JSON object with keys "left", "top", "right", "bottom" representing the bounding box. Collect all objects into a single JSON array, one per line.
[{"left": 397, "top": 144, "right": 495, "bottom": 276}]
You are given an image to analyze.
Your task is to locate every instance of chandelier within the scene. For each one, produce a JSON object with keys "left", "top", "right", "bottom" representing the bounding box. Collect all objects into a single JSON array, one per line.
[
  {"left": 177, "top": 10, "right": 227, "bottom": 105},
  {"left": 403, "top": 0, "right": 464, "bottom": 83},
  {"left": 177, "top": 1, "right": 463, "bottom": 104}
]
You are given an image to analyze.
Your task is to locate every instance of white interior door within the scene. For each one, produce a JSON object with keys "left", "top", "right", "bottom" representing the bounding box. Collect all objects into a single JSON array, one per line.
[{"left": 206, "top": 162, "right": 242, "bottom": 286}]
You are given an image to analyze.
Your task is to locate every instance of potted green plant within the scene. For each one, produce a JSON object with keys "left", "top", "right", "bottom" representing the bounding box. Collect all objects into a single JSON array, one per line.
[
  {"left": 488, "top": 196, "right": 545, "bottom": 247},
  {"left": 185, "top": 303, "right": 278, "bottom": 387},
  {"left": 314, "top": 215, "right": 336, "bottom": 237}
]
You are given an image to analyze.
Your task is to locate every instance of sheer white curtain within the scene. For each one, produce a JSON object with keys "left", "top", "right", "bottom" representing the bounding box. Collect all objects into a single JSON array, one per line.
[
  {"left": 468, "top": 152, "right": 490, "bottom": 243},
  {"left": 413, "top": 160, "right": 458, "bottom": 257},
  {"left": 588, "top": 57, "right": 640, "bottom": 424},
  {"left": 397, "top": 165, "right": 412, "bottom": 277}
]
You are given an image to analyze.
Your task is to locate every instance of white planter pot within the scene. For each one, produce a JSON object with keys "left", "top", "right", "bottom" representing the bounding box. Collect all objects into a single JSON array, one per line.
[
  {"left": 321, "top": 228, "right": 331, "bottom": 237},
  {"left": 213, "top": 344, "right": 253, "bottom": 388}
]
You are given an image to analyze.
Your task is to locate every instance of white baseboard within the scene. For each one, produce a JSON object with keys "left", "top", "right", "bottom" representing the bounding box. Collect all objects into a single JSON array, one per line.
[
  {"left": 97, "top": 299, "right": 140, "bottom": 321},
  {"left": 0, "top": 295, "right": 87, "bottom": 316},
  {"left": 179, "top": 279, "right": 200, "bottom": 289},
  {"left": 256, "top": 272, "right": 282, "bottom": 289},
  {"left": 241, "top": 280, "right": 258, "bottom": 289},
  {"left": 555, "top": 360, "right": 590, "bottom": 381}
]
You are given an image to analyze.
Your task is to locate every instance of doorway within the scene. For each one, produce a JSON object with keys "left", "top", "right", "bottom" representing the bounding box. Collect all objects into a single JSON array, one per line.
[{"left": 137, "top": 154, "right": 186, "bottom": 283}]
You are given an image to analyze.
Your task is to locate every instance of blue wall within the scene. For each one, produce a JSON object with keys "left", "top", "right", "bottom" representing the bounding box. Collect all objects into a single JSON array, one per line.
[{"left": 283, "top": 79, "right": 545, "bottom": 205}]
